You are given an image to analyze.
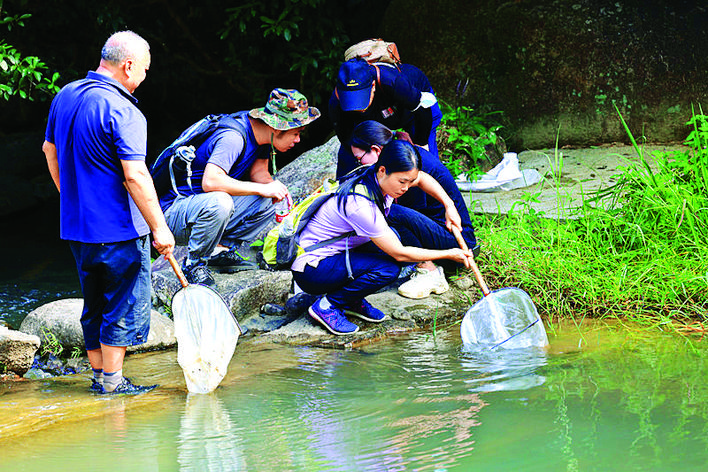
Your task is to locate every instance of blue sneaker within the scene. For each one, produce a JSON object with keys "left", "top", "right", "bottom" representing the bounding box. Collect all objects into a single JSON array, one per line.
[
  {"left": 344, "top": 299, "right": 386, "bottom": 323},
  {"left": 89, "top": 378, "right": 103, "bottom": 393},
  {"left": 308, "top": 298, "right": 359, "bottom": 335},
  {"left": 100, "top": 377, "right": 158, "bottom": 395}
]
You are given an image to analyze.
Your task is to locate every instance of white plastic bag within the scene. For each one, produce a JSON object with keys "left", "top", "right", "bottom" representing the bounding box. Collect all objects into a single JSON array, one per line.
[
  {"left": 460, "top": 287, "right": 548, "bottom": 349},
  {"left": 456, "top": 152, "right": 542, "bottom": 192}
]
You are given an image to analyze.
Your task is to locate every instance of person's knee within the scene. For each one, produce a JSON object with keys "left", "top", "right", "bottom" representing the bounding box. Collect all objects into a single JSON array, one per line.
[
  {"left": 370, "top": 261, "right": 400, "bottom": 284},
  {"left": 203, "top": 192, "right": 234, "bottom": 223}
]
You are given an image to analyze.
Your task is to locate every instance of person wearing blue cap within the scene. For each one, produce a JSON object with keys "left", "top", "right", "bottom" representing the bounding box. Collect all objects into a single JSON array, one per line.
[
  {"left": 157, "top": 88, "right": 320, "bottom": 287},
  {"left": 329, "top": 57, "right": 442, "bottom": 178}
]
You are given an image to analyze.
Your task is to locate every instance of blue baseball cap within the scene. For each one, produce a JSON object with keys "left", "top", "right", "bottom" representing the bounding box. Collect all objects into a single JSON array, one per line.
[{"left": 336, "top": 58, "right": 376, "bottom": 112}]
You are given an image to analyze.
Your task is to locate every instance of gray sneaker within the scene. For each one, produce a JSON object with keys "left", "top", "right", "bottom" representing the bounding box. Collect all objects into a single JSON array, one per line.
[{"left": 208, "top": 249, "right": 258, "bottom": 273}]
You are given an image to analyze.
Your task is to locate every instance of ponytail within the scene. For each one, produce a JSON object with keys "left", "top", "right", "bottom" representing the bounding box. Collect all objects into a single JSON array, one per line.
[{"left": 335, "top": 140, "right": 420, "bottom": 215}]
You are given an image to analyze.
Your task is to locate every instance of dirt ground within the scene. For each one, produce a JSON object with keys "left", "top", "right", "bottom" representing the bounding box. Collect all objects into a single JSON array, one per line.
[{"left": 462, "top": 143, "right": 688, "bottom": 219}]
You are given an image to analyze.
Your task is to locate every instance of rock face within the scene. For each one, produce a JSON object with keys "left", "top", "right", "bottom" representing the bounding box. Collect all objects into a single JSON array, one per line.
[
  {"left": 382, "top": 0, "right": 708, "bottom": 148},
  {"left": 274, "top": 135, "right": 340, "bottom": 203},
  {"left": 152, "top": 269, "right": 293, "bottom": 327},
  {"left": 0, "top": 327, "right": 41, "bottom": 376},
  {"left": 19, "top": 298, "right": 176, "bottom": 354}
]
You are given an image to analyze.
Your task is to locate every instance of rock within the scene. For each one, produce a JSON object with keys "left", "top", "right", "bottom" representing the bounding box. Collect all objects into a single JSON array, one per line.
[
  {"left": 43, "top": 354, "right": 65, "bottom": 375},
  {"left": 0, "top": 326, "right": 41, "bottom": 376},
  {"left": 240, "top": 313, "right": 300, "bottom": 334},
  {"left": 152, "top": 269, "right": 292, "bottom": 325},
  {"left": 275, "top": 135, "right": 339, "bottom": 203},
  {"left": 23, "top": 367, "right": 52, "bottom": 380},
  {"left": 257, "top": 275, "right": 476, "bottom": 348},
  {"left": 65, "top": 356, "right": 91, "bottom": 373},
  {"left": 19, "top": 298, "right": 176, "bottom": 354}
]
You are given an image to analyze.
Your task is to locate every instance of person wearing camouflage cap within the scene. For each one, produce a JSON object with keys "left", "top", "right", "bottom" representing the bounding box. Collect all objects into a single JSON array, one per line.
[{"left": 157, "top": 88, "right": 320, "bottom": 287}]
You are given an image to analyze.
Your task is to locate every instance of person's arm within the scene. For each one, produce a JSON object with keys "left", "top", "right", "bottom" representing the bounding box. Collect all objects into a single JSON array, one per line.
[
  {"left": 370, "top": 227, "right": 471, "bottom": 268},
  {"left": 122, "top": 159, "right": 175, "bottom": 257},
  {"left": 414, "top": 171, "right": 462, "bottom": 232},
  {"left": 202, "top": 160, "right": 289, "bottom": 201},
  {"left": 42, "top": 140, "right": 60, "bottom": 192}
]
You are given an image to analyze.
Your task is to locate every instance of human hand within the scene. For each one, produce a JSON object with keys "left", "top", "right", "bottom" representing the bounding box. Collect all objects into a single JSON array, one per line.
[
  {"left": 152, "top": 226, "right": 175, "bottom": 258},
  {"left": 262, "top": 180, "right": 289, "bottom": 201},
  {"left": 444, "top": 206, "right": 462, "bottom": 233},
  {"left": 448, "top": 248, "right": 472, "bottom": 269}
]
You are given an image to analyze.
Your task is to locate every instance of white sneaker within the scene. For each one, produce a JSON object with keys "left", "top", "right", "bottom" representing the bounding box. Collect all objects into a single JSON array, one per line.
[{"left": 397, "top": 266, "right": 449, "bottom": 299}]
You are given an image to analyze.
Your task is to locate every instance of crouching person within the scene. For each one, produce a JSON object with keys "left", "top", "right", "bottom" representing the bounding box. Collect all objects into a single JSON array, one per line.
[
  {"left": 158, "top": 89, "right": 320, "bottom": 287},
  {"left": 348, "top": 120, "right": 480, "bottom": 299},
  {"left": 290, "top": 140, "right": 472, "bottom": 335}
]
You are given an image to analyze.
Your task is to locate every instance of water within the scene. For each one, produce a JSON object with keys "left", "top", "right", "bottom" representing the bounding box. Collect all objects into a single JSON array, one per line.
[
  {"left": 0, "top": 205, "right": 80, "bottom": 329},
  {"left": 1, "top": 322, "right": 706, "bottom": 471}
]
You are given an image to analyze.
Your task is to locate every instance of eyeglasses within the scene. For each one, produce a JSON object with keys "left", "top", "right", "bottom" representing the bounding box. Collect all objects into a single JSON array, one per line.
[{"left": 353, "top": 149, "right": 369, "bottom": 162}]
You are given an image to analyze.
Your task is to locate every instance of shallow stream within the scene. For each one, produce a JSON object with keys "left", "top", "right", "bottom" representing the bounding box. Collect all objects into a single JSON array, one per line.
[
  {"left": 1, "top": 320, "right": 706, "bottom": 471},
  {"left": 1, "top": 214, "right": 706, "bottom": 470}
]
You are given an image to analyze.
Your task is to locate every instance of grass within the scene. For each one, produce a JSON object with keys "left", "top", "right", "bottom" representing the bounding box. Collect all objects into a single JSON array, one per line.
[{"left": 467, "top": 107, "right": 708, "bottom": 335}]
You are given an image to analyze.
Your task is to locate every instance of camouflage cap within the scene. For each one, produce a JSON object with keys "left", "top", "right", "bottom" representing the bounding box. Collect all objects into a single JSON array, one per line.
[{"left": 249, "top": 88, "right": 321, "bottom": 130}]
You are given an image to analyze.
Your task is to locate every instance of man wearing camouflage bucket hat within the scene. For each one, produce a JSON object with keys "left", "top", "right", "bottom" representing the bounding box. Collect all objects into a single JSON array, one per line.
[{"left": 157, "top": 88, "right": 320, "bottom": 287}]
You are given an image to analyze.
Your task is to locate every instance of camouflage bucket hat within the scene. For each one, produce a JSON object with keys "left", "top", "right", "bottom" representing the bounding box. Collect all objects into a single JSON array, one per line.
[{"left": 249, "top": 88, "right": 321, "bottom": 130}]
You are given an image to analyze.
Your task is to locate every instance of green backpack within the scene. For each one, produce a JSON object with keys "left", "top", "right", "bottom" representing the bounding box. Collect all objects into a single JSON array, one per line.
[{"left": 261, "top": 179, "right": 374, "bottom": 270}]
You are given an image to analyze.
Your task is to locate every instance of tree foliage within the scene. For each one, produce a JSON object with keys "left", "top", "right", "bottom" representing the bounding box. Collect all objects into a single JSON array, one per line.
[
  {"left": 0, "top": 6, "right": 60, "bottom": 101},
  {"left": 0, "top": 0, "right": 387, "bottom": 140}
]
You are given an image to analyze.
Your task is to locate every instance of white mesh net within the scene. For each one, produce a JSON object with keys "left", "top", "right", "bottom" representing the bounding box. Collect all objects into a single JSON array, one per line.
[
  {"left": 172, "top": 285, "right": 241, "bottom": 393},
  {"left": 461, "top": 287, "right": 548, "bottom": 349}
]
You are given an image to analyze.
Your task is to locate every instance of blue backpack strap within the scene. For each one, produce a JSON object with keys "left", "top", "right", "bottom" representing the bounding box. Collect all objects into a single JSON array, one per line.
[
  {"left": 214, "top": 111, "right": 265, "bottom": 180},
  {"left": 299, "top": 183, "right": 376, "bottom": 279}
]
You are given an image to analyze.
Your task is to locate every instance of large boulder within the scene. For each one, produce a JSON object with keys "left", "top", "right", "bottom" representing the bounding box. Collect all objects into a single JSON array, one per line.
[
  {"left": 0, "top": 326, "right": 41, "bottom": 376},
  {"left": 257, "top": 275, "right": 476, "bottom": 348},
  {"left": 19, "top": 298, "right": 176, "bottom": 354},
  {"left": 152, "top": 269, "right": 292, "bottom": 325},
  {"left": 274, "top": 135, "right": 339, "bottom": 203}
]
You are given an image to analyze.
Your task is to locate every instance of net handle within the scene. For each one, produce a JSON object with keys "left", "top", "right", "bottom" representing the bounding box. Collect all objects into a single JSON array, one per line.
[
  {"left": 452, "top": 226, "right": 490, "bottom": 296},
  {"left": 167, "top": 254, "right": 189, "bottom": 288}
]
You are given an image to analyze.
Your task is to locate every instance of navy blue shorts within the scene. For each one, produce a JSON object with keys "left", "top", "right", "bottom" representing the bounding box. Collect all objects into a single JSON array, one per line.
[{"left": 69, "top": 236, "right": 151, "bottom": 350}]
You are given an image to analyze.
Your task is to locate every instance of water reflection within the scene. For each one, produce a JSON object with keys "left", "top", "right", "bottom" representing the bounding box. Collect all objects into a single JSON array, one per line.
[
  {"left": 178, "top": 393, "right": 245, "bottom": 471},
  {"left": 1, "top": 324, "right": 707, "bottom": 472},
  {"left": 460, "top": 344, "right": 548, "bottom": 393}
]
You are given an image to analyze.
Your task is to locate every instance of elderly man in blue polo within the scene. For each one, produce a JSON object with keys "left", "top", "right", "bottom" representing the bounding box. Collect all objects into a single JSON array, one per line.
[{"left": 158, "top": 88, "right": 320, "bottom": 287}]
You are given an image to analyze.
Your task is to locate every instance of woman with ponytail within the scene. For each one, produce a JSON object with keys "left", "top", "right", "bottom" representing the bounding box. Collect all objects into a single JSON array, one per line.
[
  {"left": 291, "top": 140, "right": 472, "bottom": 335},
  {"left": 347, "top": 120, "right": 479, "bottom": 299}
]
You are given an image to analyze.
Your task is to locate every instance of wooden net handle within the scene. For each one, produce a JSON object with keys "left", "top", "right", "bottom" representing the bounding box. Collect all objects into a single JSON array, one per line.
[
  {"left": 167, "top": 254, "right": 189, "bottom": 288},
  {"left": 451, "top": 226, "right": 490, "bottom": 296}
]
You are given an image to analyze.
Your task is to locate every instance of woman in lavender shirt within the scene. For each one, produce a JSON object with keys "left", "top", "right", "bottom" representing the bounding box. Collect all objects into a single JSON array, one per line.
[{"left": 291, "top": 140, "right": 472, "bottom": 335}]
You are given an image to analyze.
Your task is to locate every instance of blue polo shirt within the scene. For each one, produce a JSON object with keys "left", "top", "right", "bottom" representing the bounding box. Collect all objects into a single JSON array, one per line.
[
  {"left": 45, "top": 71, "right": 150, "bottom": 243},
  {"left": 158, "top": 112, "right": 269, "bottom": 212}
]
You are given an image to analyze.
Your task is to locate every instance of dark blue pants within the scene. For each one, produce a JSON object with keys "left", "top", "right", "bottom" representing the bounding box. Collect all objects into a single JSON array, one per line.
[
  {"left": 69, "top": 236, "right": 151, "bottom": 350},
  {"left": 292, "top": 247, "right": 400, "bottom": 310},
  {"left": 387, "top": 204, "right": 478, "bottom": 271}
]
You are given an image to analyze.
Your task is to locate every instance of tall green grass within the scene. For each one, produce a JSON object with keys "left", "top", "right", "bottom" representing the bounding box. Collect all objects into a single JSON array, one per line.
[{"left": 474, "top": 108, "right": 708, "bottom": 332}]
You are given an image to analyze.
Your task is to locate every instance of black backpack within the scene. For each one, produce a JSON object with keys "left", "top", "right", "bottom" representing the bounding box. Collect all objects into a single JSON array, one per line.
[{"left": 150, "top": 112, "right": 249, "bottom": 196}]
